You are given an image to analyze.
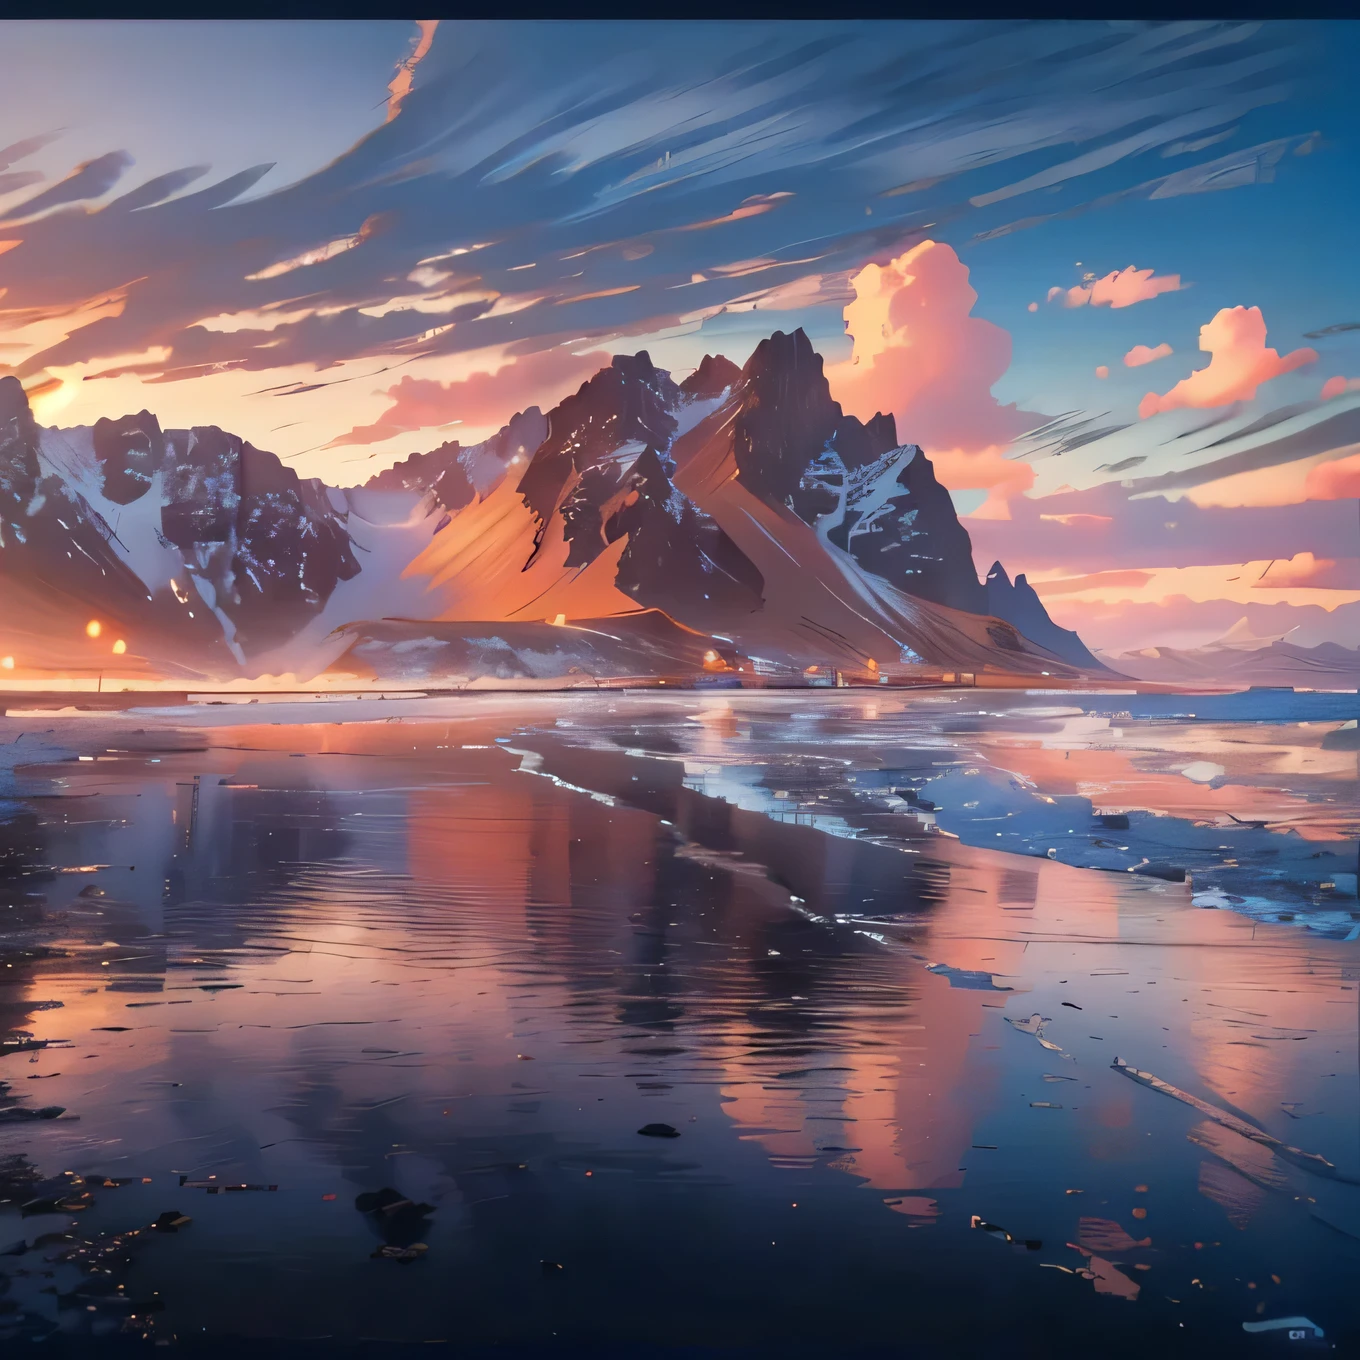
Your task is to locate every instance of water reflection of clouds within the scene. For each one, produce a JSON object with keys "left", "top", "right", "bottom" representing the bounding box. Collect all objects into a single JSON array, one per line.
[{"left": 1, "top": 699, "right": 1357, "bottom": 1348}]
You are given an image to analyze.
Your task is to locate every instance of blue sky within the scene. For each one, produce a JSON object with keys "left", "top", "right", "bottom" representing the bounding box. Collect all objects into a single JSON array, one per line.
[{"left": 1, "top": 18, "right": 1357, "bottom": 651}]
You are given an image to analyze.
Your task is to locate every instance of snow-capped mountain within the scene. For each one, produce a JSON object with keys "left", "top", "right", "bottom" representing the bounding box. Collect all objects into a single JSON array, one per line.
[{"left": 0, "top": 330, "right": 1104, "bottom": 685}]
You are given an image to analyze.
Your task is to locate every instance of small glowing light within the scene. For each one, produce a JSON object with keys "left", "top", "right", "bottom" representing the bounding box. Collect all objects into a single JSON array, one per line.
[
  {"left": 86, "top": 620, "right": 102, "bottom": 638},
  {"left": 112, "top": 639, "right": 127, "bottom": 655},
  {"left": 866, "top": 658, "right": 878, "bottom": 671},
  {"left": 703, "top": 650, "right": 718, "bottom": 663},
  {"left": 0, "top": 656, "right": 13, "bottom": 670}
]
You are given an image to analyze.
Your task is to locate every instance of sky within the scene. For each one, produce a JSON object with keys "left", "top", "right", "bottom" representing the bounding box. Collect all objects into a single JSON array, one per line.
[{"left": 1, "top": 18, "right": 1357, "bottom": 654}]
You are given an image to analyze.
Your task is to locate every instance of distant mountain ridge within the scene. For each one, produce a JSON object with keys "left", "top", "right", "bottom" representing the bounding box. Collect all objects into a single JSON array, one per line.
[
  {"left": 1104, "top": 619, "right": 1360, "bottom": 687},
  {"left": 0, "top": 329, "right": 1106, "bottom": 684}
]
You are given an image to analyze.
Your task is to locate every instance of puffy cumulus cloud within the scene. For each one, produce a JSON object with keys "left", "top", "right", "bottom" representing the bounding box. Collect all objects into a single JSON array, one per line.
[
  {"left": 1048, "top": 266, "right": 1183, "bottom": 310},
  {"left": 1095, "top": 365, "right": 1109, "bottom": 378},
  {"left": 1138, "top": 306, "right": 1317, "bottom": 419},
  {"left": 1124, "top": 342, "right": 1172, "bottom": 368},
  {"left": 1321, "top": 375, "right": 1360, "bottom": 400},
  {"left": 1304, "top": 450, "right": 1360, "bottom": 501},
  {"left": 828, "top": 240, "right": 1041, "bottom": 461},
  {"left": 326, "top": 346, "right": 609, "bottom": 448}
]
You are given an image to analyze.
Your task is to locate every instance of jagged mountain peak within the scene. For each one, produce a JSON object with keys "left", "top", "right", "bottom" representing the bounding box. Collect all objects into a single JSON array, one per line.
[
  {"left": 2, "top": 329, "right": 1104, "bottom": 683},
  {"left": 0, "top": 374, "right": 35, "bottom": 425},
  {"left": 364, "top": 438, "right": 463, "bottom": 496},
  {"left": 985, "top": 556, "right": 1102, "bottom": 670},
  {"left": 93, "top": 409, "right": 167, "bottom": 505},
  {"left": 515, "top": 350, "right": 682, "bottom": 565},
  {"left": 742, "top": 326, "right": 820, "bottom": 380},
  {"left": 607, "top": 349, "right": 668, "bottom": 385},
  {"left": 730, "top": 328, "right": 903, "bottom": 503},
  {"left": 363, "top": 405, "right": 548, "bottom": 511},
  {"left": 730, "top": 329, "right": 842, "bottom": 503},
  {"left": 681, "top": 353, "right": 741, "bottom": 399}
]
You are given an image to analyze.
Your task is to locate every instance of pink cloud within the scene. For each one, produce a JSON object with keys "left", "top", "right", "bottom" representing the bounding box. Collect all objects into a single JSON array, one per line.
[
  {"left": 326, "top": 346, "right": 609, "bottom": 449},
  {"left": 828, "top": 239, "right": 1039, "bottom": 457},
  {"left": 1038, "top": 512, "right": 1113, "bottom": 528},
  {"left": 1095, "top": 365, "right": 1109, "bottom": 379},
  {"left": 1254, "top": 552, "right": 1357, "bottom": 590},
  {"left": 928, "top": 445, "right": 1035, "bottom": 521},
  {"left": 1138, "top": 306, "right": 1317, "bottom": 419},
  {"left": 1124, "top": 342, "right": 1172, "bottom": 368},
  {"left": 1304, "top": 451, "right": 1360, "bottom": 501},
  {"left": 1038, "top": 596, "right": 1360, "bottom": 655},
  {"left": 1321, "top": 375, "right": 1360, "bottom": 400},
  {"left": 386, "top": 21, "right": 439, "bottom": 122},
  {"left": 1049, "top": 266, "right": 1184, "bottom": 310}
]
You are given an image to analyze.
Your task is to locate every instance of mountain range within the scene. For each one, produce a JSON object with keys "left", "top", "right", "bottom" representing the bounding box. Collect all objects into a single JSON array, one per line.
[
  {"left": 1101, "top": 617, "right": 1360, "bottom": 688},
  {"left": 0, "top": 328, "right": 1107, "bottom": 687}
]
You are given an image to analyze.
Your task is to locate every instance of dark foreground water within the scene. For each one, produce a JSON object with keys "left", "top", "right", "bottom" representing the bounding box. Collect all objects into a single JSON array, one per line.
[{"left": 0, "top": 690, "right": 1357, "bottom": 1358}]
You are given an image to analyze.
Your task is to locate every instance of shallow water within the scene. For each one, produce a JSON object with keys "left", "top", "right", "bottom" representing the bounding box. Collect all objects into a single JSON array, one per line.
[{"left": 0, "top": 690, "right": 1358, "bottom": 1357}]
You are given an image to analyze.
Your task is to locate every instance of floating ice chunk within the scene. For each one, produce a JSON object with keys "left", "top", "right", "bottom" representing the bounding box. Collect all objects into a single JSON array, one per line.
[
  {"left": 1180, "top": 761, "right": 1225, "bottom": 783},
  {"left": 1241, "top": 1317, "right": 1324, "bottom": 1338}
]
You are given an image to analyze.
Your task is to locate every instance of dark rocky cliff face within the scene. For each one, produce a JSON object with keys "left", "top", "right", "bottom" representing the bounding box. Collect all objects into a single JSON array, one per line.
[
  {"left": 827, "top": 444, "right": 990, "bottom": 616},
  {"left": 606, "top": 446, "right": 764, "bottom": 615},
  {"left": 1, "top": 377, "right": 152, "bottom": 609},
  {"left": 363, "top": 440, "right": 465, "bottom": 498},
  {"left": 730, "top": 329, "right": 899, "bottom": 514},
  {"left": 517, "top": 353, "right": 680, "bottom": 567},
  {"left": 4, "top": 325, "right": 1103, "bottom": 676},
  {"left": 731, "top": 330, "right": 843, "bottom": 505},
  {"left": 2, "top": 377, "right": 359, "bottom": 660},
  {"left": 679, "top": 353, "right": 741, "bottom": 399},
  {"left": 92, "top": 410, "right": 167, "bottom": 505},
  {"left": 985, "top": 561, "right": 1103, "bottom": 669}
]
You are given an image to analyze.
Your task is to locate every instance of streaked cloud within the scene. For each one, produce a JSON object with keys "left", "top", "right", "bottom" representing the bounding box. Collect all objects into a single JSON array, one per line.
[
  {"left": 326, "top": 345, "right": 609, "bottom": 448},
  {"left": 387, "top": 20, "right": 438, "bottom": 123},
  {"left": 0, "top": 20, "right": 1311, "bottom": 421}
]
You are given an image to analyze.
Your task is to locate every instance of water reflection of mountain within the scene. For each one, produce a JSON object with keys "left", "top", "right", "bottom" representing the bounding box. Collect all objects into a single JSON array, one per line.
[
  {"left": 1, "top": 710, "right": 1357, "bottom": 1353},
  {"left": 0, "top": 807, "right": 52, "bottom": 1046},
  {"left": 526, "top": 693, "right": 1360, "bottom": 932}
]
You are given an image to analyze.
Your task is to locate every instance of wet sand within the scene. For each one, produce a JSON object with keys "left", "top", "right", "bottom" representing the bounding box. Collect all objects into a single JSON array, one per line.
[{"left": 0, "top": 692, "right": 1357, "bottom": 1356}]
